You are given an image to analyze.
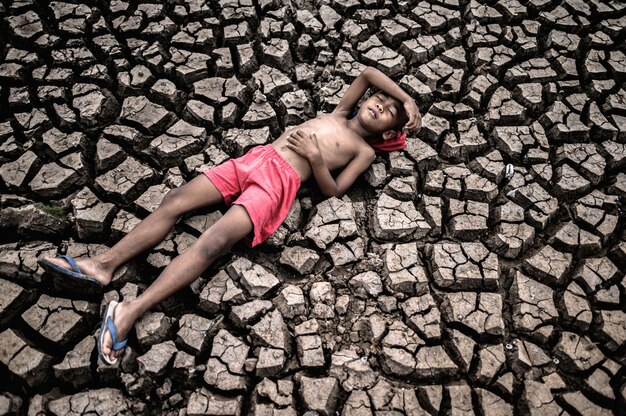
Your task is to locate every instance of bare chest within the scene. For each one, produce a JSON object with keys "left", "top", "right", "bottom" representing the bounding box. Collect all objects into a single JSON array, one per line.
[{"left": 286, "top": 118, "right": 360, "bottom": 169}]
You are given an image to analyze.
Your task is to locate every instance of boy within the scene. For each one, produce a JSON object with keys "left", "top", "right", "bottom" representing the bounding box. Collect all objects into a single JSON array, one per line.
[{"left": 38, "top": 66, "right": 421, "bottom": 364}]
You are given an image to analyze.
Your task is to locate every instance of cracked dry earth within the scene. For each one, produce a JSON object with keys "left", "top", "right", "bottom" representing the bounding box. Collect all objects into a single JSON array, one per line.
[{"left": 0, "top": 0, "right": 625, "bottom": 415}]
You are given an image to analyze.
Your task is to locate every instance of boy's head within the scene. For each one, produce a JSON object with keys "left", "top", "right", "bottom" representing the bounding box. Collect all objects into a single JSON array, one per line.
[{"left": 356, "top": 91, "right": 413, "bottom": 140}]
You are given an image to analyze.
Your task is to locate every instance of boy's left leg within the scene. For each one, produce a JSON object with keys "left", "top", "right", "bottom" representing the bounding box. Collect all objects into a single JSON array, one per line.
[{"left": 100, "top": 204, "right": 254, "bottom": 361}]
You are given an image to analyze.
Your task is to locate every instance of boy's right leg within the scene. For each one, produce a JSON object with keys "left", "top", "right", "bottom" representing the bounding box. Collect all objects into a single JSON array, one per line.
[{"left": 41, "top": 175, "right": 224, "bottom": 285}]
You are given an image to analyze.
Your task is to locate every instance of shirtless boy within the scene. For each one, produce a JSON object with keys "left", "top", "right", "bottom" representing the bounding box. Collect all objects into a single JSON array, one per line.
[{"left": 38, "top": 66, "right": 422, "bottom": 365}]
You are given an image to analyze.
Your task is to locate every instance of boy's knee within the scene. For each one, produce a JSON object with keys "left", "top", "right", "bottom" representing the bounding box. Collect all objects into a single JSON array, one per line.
[
  {"left": 196, "top": 228, "right": 233, "bottom": 260},
  {"left": 159, "top": 188, "right": 184, "bottom": 213}
]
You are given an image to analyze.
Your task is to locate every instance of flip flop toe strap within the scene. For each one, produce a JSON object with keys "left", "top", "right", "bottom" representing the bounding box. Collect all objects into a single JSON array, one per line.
[
  {"left": 106, "top": 317, "right": 128, "bottom": 351},
  {"left": 58, "top": 255, "right": 81, "bottom": 274}
]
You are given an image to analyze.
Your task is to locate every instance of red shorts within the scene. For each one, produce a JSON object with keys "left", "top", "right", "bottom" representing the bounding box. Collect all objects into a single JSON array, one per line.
[{"left": 204, "top": 144, "right": 301, "bottom": 247}]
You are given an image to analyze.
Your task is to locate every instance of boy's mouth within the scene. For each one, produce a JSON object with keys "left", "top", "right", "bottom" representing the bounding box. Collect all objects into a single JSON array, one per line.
[{"left": 367, "top": 107, "right": 377, "bottom": 119}]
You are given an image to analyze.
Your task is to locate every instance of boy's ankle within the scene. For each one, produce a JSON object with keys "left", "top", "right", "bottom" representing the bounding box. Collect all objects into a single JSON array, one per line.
[
  {"left": 122, "top": 300, "right": 143, "bottom": 321},
  {"left": 93, "top": 255, "right": 116, "bottom": 275}
]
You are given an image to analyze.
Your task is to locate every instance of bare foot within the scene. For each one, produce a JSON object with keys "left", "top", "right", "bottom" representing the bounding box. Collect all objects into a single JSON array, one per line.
[
  {"left": 43, "top": 256, "right": 112, "bottom": 286},
  {"left": 102, "top": 301, "right": 136, "bottom": 361}
]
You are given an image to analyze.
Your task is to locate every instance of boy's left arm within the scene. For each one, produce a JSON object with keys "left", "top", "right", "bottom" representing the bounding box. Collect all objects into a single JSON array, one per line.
[{"left": 311, "top": 145, "right": 375, "bottom": 198}]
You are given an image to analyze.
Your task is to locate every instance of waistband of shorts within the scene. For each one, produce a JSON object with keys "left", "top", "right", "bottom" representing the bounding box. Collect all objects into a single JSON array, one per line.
[{"left": 261, "top": 144, "right": 301, "bottom": 183}]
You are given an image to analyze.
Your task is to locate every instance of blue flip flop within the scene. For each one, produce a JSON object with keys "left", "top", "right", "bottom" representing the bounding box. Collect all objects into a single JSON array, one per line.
[
  {"left": 37, "top": 255, "right": 103, "bottom": 290},
  {"left": 98, "top": 300, "right": 128, "bottom": 365}
]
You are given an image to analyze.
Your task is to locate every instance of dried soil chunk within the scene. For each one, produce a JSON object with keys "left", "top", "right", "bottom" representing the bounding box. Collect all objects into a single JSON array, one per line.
[
  {"left": 119, "top": 96, "right": 174, "bottom": 135},
  {"left": 230, "top": 300, "right": 273, "bottom": 328},
  {"left": 414, "top": 345, "right": 457, "bottom": 379},
  {"left": 487, "top": 86, "right": 526, "bottom": 124},
  {"left": 21, "top": 294, "right": 97, "bottom": 347},
  {"left": 48, "top": 388, "right": 135, "bottom": 416},
  {"left": 95, "top": 156, "right": 155, "bottom": 203},
  {"left": 72, "top": 83, "right": 119, "bottom": 127},
  {"left": 252, "top": 378, "right": 295, "bottom": 413},
  {"left": 383, "top": 242, "right": 428, "bottom": 296},
  {"left": 274, "top": 284, "right": 306, "bottom": 319},
  {"left": 561, "top": 391, "right": 612, "bottom": 416},
  {"left": 516, "top": 340, "right": 551, "bottom": 371},
  {"left": 71, "top": 187, "right": 116, "bottom": 240},
  {"left": 441, "top": 292, "right": 504, "bottom": 336},
  {"left": 29, "top": 158, "right": 84, "bottom": 198},
  {"left": 256, "top": 347, "right": 285, "bottom": 378},
  {"left": 448, "top": 329, "right": 476, "bottom": 372},
  {"left": 0, "top": 328, "right": 53, "bottom": 388},
  {"left": 251, "top": 309, "right": 291, "bottom": 354},
  {"left": 372, "top": 193, "right": 430, "bottom": 240},
  {"left": 199, "top": 270, "right": 244, "bottom": 314},
  {"left": 176, "top": 314, "right": 221, "bottom": 355},
  {"left": 521, "top": 380, "right": 563, "bottom": 415},
  {"left": 6, "top": 11, "right": 44, "bottom": 40},
  {"left": 488, "top": 201, "right": 535, "bottom": 259},
  {"left": 477, "top": 388, "right": 513, "bottom": 415},
  {"left": 137, "top": 340, "right": 178, "bottom": 377},
  {"left": 446, "top": 199, "right": 489, "bottom": 240},
  {"left": 475, "top": 344, "right": 505, "bottom": 383},
  {"left": 329, "top": 348, "right": 378, "bottom": 391},
  {"left": 0, "top": 151, "right": 38, "bottom": 188},
  {"left": 342, "top": 390, "right": 373, "bottom": 416},
  {"left": 53, "top": 334, "right": 95, "bottom": 389},
  {"left": 507, "top": 182, "right": 558, "bottom": 229},
  {"left": 553, "top": 221, "right": 602, "bottom": 256},
  {"left": 227, "top": 257, "right": 279, "bottom": 298},
  {"left": 0, "top": 278, "right": 29, "bottom": 325},
  {"left": 279, "top": 246, "right": 319, "bottom": 275},
  {"left": 148, "top": 120, "right": 206, "bottom": 167},
  {"left": 522, "top": 244, "right": 572, "bottom": 285},
  {"left": 410, "top": 2, "right": 460, "bottom": 32},
  {"left": 562, "top": 281, "right": 592, "bottom": 329},
  {"left": 429, "top": 241, "right": 499, "bottom": 289},
  {"left": 222, "top": 127, "right": 270, "bottom": 157},
  {"left": 135, "top": 312, "right": 174, "bottom": 348},
  {"left": 572, "top": 190, "right": 619, "bottom": 243},
  {"left": 597, "top": 310, "right": 626, "bottom": 351},
  {"left": 298, "top": 376, "right": 340, "bottom": 416},
  {"left": 187, "top": 387, "right": 242, "bottom": 416},
  {"left": 297, "top": 334, "right": 325, "bottom": 369},
  {"left": 511, "top": 271, "right": 557, "bottom": 342},
  {"left": 400, "top": 294, "right": 441, "bottom": 341},
  {"left": 305, "top": 197, "right": 358, "bottom": 249},
  {"left": 350, "top": 271, "right": 383, "bottom": 299},
  {"left": 204, "top": 329, "right": 249, "bottom": 391},
  {"left": 380, "top": 320, "right": 422, "bottom": 376},
  {"left": 448, "top": 382, "right": 473, "bottom": 414}
]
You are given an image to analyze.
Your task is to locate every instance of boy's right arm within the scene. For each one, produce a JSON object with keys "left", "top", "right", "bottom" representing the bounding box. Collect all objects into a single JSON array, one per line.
[
  {"left": 332, "top": 66, "right": 420, "bottom": 131},
  {"left": 331, "top": 67, "right": 374, "bottom": 116}
]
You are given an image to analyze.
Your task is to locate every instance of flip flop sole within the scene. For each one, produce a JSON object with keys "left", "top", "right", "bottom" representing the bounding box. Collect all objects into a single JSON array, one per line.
[
  {"left": 98, "top": 301, "right": 117, "bottom": 365},
  {"left": 37, "top": 258, "right": 103, "bottom": 291}
]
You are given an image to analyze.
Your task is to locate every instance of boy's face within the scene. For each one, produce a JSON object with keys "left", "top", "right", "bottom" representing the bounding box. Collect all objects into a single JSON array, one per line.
[{"left": 359, "top": 92, "right": 406, "bottom": 138}]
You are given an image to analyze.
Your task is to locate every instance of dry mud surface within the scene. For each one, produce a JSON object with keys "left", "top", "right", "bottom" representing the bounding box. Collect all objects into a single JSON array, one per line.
[{"left": 0, "top": 0, "right": 625, "bottom": 415}]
